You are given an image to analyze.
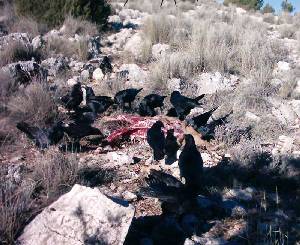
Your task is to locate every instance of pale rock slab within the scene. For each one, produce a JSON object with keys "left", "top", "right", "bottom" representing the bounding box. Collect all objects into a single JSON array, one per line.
[{"left": 18, "top": 184, "right": 135, "bottom": 245}]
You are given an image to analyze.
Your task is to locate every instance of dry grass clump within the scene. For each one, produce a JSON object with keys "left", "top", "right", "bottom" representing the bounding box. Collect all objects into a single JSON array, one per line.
[
  {"left": 0, "top": 163, "right": 34, "bottom": 244},
  {"left": 33, "top": 150, "right": 79, "bottom": 199},
  {"left": 278, "top": 80, "right": 298, "bottom": 99},
  {"left": 0, "top": 41, "right": 41, "bottom": 67},
  {"left": 142, "top": 14, "right": 177, "bottom": 45},
  {"left": 0, "top": 70, "right": 18, "bottom": 110},
  {"left": 42, "top": 36, "right": 90, "bottom": 61},
  {"left": 0, "top": 151, "right": 79, "bottom": 243},
  {"left": 149, "top": 16, "right": 285, "bottom": 82},
  {"left": 277, "top": 24, "right": 297, "bottom": 39},
  {"left": 62, "top": 16, "right": 99, "bottom": 37},
  {"left": 262, "top": 13, "right": 277, "bottom": 24},
  {"left": 8, "top": 17, "right": 42, "bottom": 38},
  {"left": 7, "top": 82, "right": 57, "bottom": 126}
]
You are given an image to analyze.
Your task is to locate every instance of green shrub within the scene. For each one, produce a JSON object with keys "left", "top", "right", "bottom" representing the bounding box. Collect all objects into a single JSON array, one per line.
[
  {"left": 281, "top": 1, "right": 294, "bottom": 13},
  {"left": 224, "top": 0, "right": 264, "bottom": 10},
  {"left": 14, "top": 0, "right": 111, "bottom": 28},
  {"left": 262, "top": 3, "right": 275, "bottom": 13}
]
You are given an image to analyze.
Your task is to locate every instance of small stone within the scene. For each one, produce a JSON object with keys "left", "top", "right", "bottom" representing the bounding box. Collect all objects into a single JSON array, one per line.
[
  {"left": 123, "top": 191, "right": 137, "bottom": 201},
  {"left": 92, "top": 68, "right": 104, "bottom": 81},
  {"left": 152, "top": 43, "right": 170, "bottom": 60},
  {"left": 245, "top": 111, "right": 261, "bottom": 122},
  {"left": 66, "top": 77, "right": 79, "bottom": 87},
  {"left": 80, "top": 69, "right": 90, "bottom": 81}
]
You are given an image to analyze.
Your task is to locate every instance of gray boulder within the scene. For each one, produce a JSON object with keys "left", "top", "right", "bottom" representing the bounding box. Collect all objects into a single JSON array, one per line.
[
  {"left": 0, "top": 33, "right": 31, "bottom": 50},
  {"left": 41, "top": 56, "right": 69, "bottom": 77},
  {"left": 18, "top": 184, "right": 135, "bottom": 245}
]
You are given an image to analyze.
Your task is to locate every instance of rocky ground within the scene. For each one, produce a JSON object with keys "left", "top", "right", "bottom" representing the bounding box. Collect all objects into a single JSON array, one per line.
[{"left": 0, "top": 0, "right": 300, "bottom": 244}]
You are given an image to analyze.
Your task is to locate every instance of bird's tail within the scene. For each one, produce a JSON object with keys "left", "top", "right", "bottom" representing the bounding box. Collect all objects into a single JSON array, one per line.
[
  {"left": 193, "top": 94, "right": 205, "bottom": 104},
  {"left": 137, "top": 88, "right": 143, "bottom": 93},
  {"left": 16, "top": 122, "right": 34, "bottom": 139}
]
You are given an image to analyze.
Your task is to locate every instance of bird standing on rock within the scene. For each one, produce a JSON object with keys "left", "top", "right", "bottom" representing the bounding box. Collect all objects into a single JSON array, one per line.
[
  {"left": 165, "top": 129, "right": 180, "bottom": 165},
  {"left": 139, "top": 94, "right": 166, "bottom": 117},
  {"left": 147, "top": 121, "right": 165, "bottom": 161},
  {"left": 178, "top": 134, "right": 203, "bottom": 192},
  {"left": 170, "top": 91, "right": 205, "bottom": 120},
  {"left": 16, "top": 121, "right": 65, "bottom": 149},
  {"left": 61, "top": 83, "right": 83, "bottom": 111},
  {"left": 114, "top": 88, "right": 143, "bottom": 110}
]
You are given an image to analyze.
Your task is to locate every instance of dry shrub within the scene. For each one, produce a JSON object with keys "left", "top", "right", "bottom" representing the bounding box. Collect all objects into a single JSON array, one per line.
[
  {"left": 43, "top": 36, "right": 90, "bottom": 61},
  {"left": 277, "top": 24, "right": 297, "bottom": 39},
  {"left": 263, "top": 13, "right": 277, "bottom": 24},
  {"left": 142, "top": 14, "right": 177, "bottom": 45},
  {"left": 278, "top": 80, "right": 298, "bottom": 99},
  {"left": 0, "top": 70, "right": 18, "bottom": 110},
  {"left": 0, "top": 41, "right": 41, "bottom": 67},
  {"left": 7, "top": 82, "right": 57, "bottom": 126},
  {"left": 0, "top": 164, "right": 34, "bottom": 244},
  {"left": 9, "top": 17, "right": 41, "bottom": 38},
  {"left": 33, "top": 150, "right": 79, "bottom": 199},
  {"left": 62, "top": 16, "right": 98, "bottom": 37},
  {"left": 147, "top": 13, "right": 286, "bottom": 82}
]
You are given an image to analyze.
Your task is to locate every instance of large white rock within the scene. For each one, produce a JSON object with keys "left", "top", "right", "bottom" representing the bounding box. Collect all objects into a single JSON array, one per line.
[
  {"left": 0, "top": 33, "right": 31, "bottom": 50},
  {"left": 67, "top": 76, "right": 80, "bottom": 87},
  {"left": 118, "top": 64, "right": 147, "bottom": 86},
  {"left": 93, "top": 68, "right": 104, "bottom": 81},
  {"left": 18, "top": 184, "right": 135, "bottom": 245},
  {"left": 152, "top": 43, "right": 170, "bottom": 60},
  {"left": 166, "top": 78, "right": 181, "bottom": 91},
  {"left": 276, "top": 61, "right": 291, "bottom": 72},
  {"left": 270, "top": 99, "right": 297, "bottom": 125},
  {"left": 124, "top": 33, "right": 143, "bottom": 59},
  {"left": 194, "top": 72, "right": 239, "bottom": 94},
  {"left": 32, "top": 35, "right": 44, "bottom": 50},
  {"left": 107, "top": 29, "right": 134, "bottom": 50}
]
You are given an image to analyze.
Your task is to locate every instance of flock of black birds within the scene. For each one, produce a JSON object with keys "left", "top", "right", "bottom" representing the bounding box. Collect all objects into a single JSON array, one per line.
[
  {"left": 13, "top": 63, "right": 238, "bottom": 244},
  {"left": 16, "top": 78, "right": 226, "bottom": 151}
]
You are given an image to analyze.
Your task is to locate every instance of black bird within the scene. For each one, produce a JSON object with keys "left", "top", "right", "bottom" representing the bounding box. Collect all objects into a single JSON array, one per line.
[
  {"left": 139, "top": 94, "right": 166, "bottom": 117},
  {"left": 139, "top": 169, "right": 185, "bottom": 203},
  {"left": 147, "top": 121, "right": 165, "bottom": 161},
  {"left": 186, "top": 107, "right": 218, "bottom": 129},
  {"left": 72, "top": 109, "right": 97, "bottom": 125},
  {"left": 14, "top": 64, "right": 31, "bottom": 86},
  {"left": 138, "top": 102, "right": 155, "bottom": 117},
  {"left": 166, "top": 107, "right": 178, "bottom": 118},
  {"left": 165, "top": 129, "right": 180, "bottom": 165},
  {"left": 114, "top": 88, "right": 143, "bottom": 110},
  {"left": 85, "top": 86, "right": 95, "bottom": 100},
  {"left": 86, "top": 99, "right": 114, "bottom": 115},
  {"left": 61, "top": 83, "right": 83, "bottom": 111},
  {"left": 200, "top": 110, "right": 233, "bottom": 141},
  {"left": 62, "top": 122, "right": 102, "bottom": 141},
  {"left": 170, "top": 91, "right": 205, "bottom": 120},
  {"left": 16, "top": 121, "right": 65, "bottom": 149},
  {"left": 178, "top": 134, "right": 203, "bottom": 192},
  {"left": 100, "top": 56, "right": 113, "bottom": 76},
  {"left": 138, "top": 169, "right": 195, "bottom": 216}
]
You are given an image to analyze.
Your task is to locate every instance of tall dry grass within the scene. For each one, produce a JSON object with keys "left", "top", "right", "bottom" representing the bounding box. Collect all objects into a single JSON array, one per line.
[
  {"left": 7, "top": 82, "right": 58, "bottom": 126},
  {"left": 0, "top": 41, "right": 41, "bottom": 67},
  {"left": 61, "top": 16, "right": 99, "bottom": 37}
]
